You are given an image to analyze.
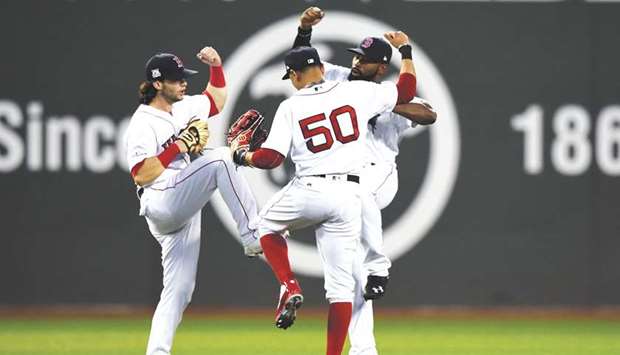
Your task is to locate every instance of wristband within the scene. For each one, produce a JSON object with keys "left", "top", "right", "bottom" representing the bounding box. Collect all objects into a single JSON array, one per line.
[
  {"left": 298, "top": 26, "right": 312, "bottom": 37},
  {"left": 398, "top": 44, "right": 413, "bottom": 60},
  {"left": 157, "top": 143, "right": 181, "bottom": 168},
  {"left": 209, "top": 66, "right": 226, "bottom": 88},
  {"left": 232, "top": 148, "right": 250, "bottom": 166}
]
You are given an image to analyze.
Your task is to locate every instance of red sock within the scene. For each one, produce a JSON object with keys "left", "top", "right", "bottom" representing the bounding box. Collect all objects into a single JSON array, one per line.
[
  {"left": 260, "top": 233, "right": 294, "bottom": 283},
  {"left": 326, "top": 302, "right": 352, "bottom": 355}
]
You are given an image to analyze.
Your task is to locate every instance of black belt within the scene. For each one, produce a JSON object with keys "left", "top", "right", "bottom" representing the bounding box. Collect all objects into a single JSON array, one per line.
[{"left": 315, "top": 174, "right": 360, "bottom": 184}]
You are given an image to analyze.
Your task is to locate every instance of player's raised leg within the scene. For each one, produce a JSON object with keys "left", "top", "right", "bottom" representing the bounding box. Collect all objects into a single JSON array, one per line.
[
  {"left": 145, "top": 147, "right": 261, "bottom": 255},
  {"left": 146, "top": 213, "right": 201, "bottom": 355},
  {"left": 203, "top": 148, "right": 262, "bottom": 256}
]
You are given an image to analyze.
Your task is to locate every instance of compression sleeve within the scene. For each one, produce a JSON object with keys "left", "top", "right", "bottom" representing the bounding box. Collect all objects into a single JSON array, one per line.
[
  {"left": 293, "top": 27, "right": 312, "bottom": 48},
  {"left": 250, "top": 148, "right": 285, "bottom": 169},
  {"left": 396, "top": 73, "right": 416, "bottom": 104}
]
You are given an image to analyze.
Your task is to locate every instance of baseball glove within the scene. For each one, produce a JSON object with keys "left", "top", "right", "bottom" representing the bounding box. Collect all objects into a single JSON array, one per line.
[
  {"left": 227, "top": 109, "right": 268, "bottom": 164},
  {"left": 178, "top": 119, "right": 209, "bottom": 154}
]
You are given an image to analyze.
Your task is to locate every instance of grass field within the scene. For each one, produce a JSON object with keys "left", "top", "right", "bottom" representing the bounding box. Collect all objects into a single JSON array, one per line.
[{"left": 1, "top": 314, "right": 619, "bottom": 355}]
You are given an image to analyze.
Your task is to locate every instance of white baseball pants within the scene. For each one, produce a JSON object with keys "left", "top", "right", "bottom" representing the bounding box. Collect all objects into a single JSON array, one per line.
[
  {"left": 140, "top": 147, "right": 259, "bottom": 355},
  {"left": 348, "top": 161, "right": 399, "bottom": 355},
  {"left": 258, "top": 175, "right": 362, "bottom": 303},
  {"left": 360, "top": 162, "right": 398, "bottom": 277}
]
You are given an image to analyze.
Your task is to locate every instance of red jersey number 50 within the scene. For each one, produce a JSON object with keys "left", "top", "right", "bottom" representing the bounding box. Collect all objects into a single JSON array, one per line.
[{"left": 299, "top": 105, "right": 359, "bottom": 153}]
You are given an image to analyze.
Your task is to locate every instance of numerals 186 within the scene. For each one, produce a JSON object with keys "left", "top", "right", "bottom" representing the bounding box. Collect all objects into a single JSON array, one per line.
[{"left": 511, "top": 104, "right": 620, "bottom": 176}]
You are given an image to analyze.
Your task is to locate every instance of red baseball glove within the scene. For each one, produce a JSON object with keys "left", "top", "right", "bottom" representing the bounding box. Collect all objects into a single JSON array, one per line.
[{"left": 227, "top": 109, "right": 268, "bottom": 164}]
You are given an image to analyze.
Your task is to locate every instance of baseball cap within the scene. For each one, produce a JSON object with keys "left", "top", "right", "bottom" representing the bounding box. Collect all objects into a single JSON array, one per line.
[
  {"left": 145, "top": 53, "right": 198, "bottom": 82},
  {"left": 282, "top": 46, "right": 322, "bottom": 80},
  {"left": 347, "top": 37, "right": 392, "bottom": 63}
]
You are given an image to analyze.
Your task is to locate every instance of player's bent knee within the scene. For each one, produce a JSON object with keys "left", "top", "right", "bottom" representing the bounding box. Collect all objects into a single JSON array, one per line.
[
  {"left": 325, "top": 279, "right": 356, "bottom": 303},
  {"left": 326, "top": 295, "right": 355, "bottom": 304},
  {"left": 325, "top": 287, "right": 355, "bottom": 304},
  {"left": 257, "top": 219, "right": 285, "bottom": 238}
]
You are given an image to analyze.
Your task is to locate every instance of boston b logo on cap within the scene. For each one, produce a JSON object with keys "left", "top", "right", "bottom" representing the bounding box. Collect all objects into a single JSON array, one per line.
[
  {"left": 145, "top": 53, "right": 198, "bottom": 82},
  {"left": 361, "top": 37, "right": 374, "bottom": 49},
  {"left": 347, "top": 37, "right": 392, "bottom": 63}
]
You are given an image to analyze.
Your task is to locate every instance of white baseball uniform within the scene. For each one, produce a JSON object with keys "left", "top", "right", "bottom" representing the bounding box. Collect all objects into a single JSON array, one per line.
[
  {"left": 125, "top": 94, "right": 261, "bottom": 355},
  {"left": 258, "top": 79, "right": 398, "bottom": 303},
  {"left": 324, "top": 62, "right": 433, "bottom": 355}
]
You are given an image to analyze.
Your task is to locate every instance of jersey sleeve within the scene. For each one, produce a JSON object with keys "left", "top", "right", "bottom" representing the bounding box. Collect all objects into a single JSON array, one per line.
[
  {"left": 323, "top": 61, "right": 350, "bottom": 82},
  {"left": 261, "top": 102, "right": 293, "bottom": 157},
  {"left": 171, "top": 94, "right": 212, "bottom": 125},
  {"left": 391, "top": 111, "right": 415, "bottom": 131},
  {"left": 125, "top": 118, "right": 158, "bottom": 172},
  {"left": 369, "top": 81, "right": 398, "bottom": 116}
]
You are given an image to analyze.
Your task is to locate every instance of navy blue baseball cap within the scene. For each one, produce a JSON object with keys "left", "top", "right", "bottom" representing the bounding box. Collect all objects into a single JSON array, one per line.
[
  {"left": 347, "top": 37, "right": 392, "bottom": 63},
  {"left": 145, "top": 53, "right": 198, "bottom": 82},
  {"left": 282, "top": 46, "right": 322, "bottom": 80}
]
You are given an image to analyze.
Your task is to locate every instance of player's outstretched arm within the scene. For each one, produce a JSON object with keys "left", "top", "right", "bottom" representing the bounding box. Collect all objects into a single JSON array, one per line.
[
  {"left": 293, "top": 6, "right": 324, "bottom": 48},
  {"left": 197, "top": 46, "right": 227, "bottom": 113},
  {"left": 384, "top": 31, "right": 416, "bottom": 78},
  {"left": 393, "top": 101, "right": 437, "bottom": 125},
  {"left": 243, "top": 148, "right": 285, "bottom": 169},
  {"left": 384, "top": 31, "right": 417, "bottom": 103}
]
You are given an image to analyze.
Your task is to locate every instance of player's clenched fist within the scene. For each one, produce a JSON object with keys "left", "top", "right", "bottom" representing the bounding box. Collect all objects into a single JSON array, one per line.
[
  {"left": 383, "top": 31, "right": 410, "bottom": 48},
  {"left": 300, "top": 6, "right": 324, "bottom": 29},
  {"left": 196, "top": 46, "right": 222, "bottom": 66}
]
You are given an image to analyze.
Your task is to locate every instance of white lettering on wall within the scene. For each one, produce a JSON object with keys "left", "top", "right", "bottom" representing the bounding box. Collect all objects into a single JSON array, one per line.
[
  {"left": 0, "top": 100, "right": 25, "bottom": 172},
  {"left": 0, "top": 99, "right": 130, "bottom": 173}
]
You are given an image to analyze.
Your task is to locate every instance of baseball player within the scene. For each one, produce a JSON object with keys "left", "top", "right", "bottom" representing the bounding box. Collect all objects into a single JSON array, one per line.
[
  {"left": 228, "top": 46, "right": 415, "bottom": 355},
  {"left": 125, "top": 48, "right": 262, "bottom": 355},
  {"left": 293, "top": 7, "right": 437, "bottom": 355}
]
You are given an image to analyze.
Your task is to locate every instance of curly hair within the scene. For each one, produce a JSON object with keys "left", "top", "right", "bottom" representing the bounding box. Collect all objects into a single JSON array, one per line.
[{"left": 138, "top": 81, "right": 158, "bottom": 104}]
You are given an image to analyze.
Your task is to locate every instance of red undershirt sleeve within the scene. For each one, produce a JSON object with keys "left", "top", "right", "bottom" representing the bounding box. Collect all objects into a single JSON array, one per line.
[
  {"left": 250, "top": 148, "right": 285, "bottom": 169},
  {"left": 395, "top": 73, "right": 416, "bottom": 104},
  {"left": 202, "top": 90, "right": 219, "bottom": 117}
]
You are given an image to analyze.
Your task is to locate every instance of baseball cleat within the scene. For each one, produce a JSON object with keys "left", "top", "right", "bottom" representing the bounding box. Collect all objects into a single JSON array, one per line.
[
  {"left": 363, "top": 275, "right": 389, "bottom": 301},
  {"left": 275, "top": 279, "right": 303, "bottom": 329},
  {"left": 243, "top": 238, "right": 263, "bottom": 258}
]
